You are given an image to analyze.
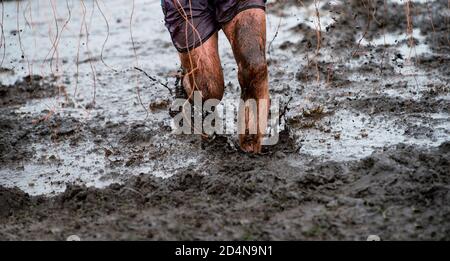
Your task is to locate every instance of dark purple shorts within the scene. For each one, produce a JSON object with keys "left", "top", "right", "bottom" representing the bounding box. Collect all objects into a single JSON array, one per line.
[{"left": 161, "top": 0, "right": 266, "bottom": 52}]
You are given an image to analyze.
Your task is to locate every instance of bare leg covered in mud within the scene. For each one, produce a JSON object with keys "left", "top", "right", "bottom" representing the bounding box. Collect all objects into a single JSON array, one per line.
[
  {"left": 179, "top": 33, "right": 224, "bottom": 102},
  {"left": 177, "top": 9, "right": 268, "bottom": 153},
  {"left": 223, "top": 9, "right": 269, "bottom": 153}
]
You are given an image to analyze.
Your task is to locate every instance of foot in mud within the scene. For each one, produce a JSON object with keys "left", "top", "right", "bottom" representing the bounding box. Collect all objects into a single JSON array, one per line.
[
  {"left": 239, "top": 133, "right": 262, "bottom": 153},
  {"left": 175, "top": 68, "right": 188, "bottom": 100},
  {"left": 169, "top": 68, "right": 188, "bottom": 118},
  {"left": 222, "top": 8, "right": 270, "bottom": 154},
  {"left": 170, "top": 68, "right": 220, "bottom": 141},
  {"left": 238, "top": 103, "right": 262, "bottom": 153},
  {"left": 238, "top": 95, "right": 270, "bottom": 154}
]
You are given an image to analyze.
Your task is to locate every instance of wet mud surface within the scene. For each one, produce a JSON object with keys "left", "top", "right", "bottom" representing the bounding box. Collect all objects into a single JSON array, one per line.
[
  {"left": 1, "top": 142, "right": 450, "bottom": 240},
  {"left": 0, "top": 0, "right": 449, "bottom": 240}
]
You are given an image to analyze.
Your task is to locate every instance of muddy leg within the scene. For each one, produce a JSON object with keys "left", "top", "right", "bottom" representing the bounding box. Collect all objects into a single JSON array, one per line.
[
  {"left": 178, "top": 33, "right": 224, "bottom": 102},
  {"left": 223, "top": 9, "right": 269, "bottom": 153}
]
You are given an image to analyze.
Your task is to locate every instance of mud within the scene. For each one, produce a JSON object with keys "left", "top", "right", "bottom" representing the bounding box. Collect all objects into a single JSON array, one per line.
[
  {"left": 0, "top": 0, "right": 449, "bottom": 240},
  {"left": 0, "top": 75, "right": 60, "bottom": 106},
  {"left": 1, "top": 142, "right": 449, "bottom": 240}
]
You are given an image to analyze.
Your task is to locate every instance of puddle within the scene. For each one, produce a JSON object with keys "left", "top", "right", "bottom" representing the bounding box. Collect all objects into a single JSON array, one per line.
[
  {"left": 268, "top": 0, "right": 340, "bottom": 39},
  {"left": 359, "top": 29, "right": 432, "bottom": 58},
  {"left": 292, "top": 109, "right": 449, "bottom": 161},
  {"left": 0, "top": 128, "right": 202, "bottom": 195}
]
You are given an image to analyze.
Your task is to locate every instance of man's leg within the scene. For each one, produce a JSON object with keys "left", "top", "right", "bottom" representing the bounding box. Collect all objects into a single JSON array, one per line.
[
  {"left": 179, "top": 33, "right": 224, "bottom": 102},
  {"left": 222, "top": 8, "right": 269, "bottom": 153},
  {"left": 162, "top": 0, "right": 224, "bottom": 101}
]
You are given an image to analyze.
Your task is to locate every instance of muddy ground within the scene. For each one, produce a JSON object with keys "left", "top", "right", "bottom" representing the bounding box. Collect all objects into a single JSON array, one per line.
[
  {"left": 0, "top": 142, "right": 449, "bottom": 240},
  {"left": 0, "top": 0, "right": 449, "bottom": 240}
]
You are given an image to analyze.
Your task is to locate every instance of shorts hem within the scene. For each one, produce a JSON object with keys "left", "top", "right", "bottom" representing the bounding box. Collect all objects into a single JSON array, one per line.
[
  {"left": 175, "top": 27, "right": 219, "bottom": 53},
  {"left": 220, "top": 5, "right": 266, "bottom": 25}
]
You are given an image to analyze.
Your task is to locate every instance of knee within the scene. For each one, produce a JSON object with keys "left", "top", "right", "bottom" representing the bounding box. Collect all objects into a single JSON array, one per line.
[{"left": 238, "top": 58, "right": 268, "bottom": 85}]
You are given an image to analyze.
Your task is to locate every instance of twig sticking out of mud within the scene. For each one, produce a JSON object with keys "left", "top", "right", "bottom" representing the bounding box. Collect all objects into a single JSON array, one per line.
[
  {"left": 130, "top": 0, "right": 149, "bottom": 119},
  {"left": 134, "top": 67, "right": 173, "bottom": 96},
  {"left": 404, "top": 0, "right": 419, "bottom": 64},
  {"left": 80, "top": 0, "right": 98, "bottom": 106},
  {"left": 16, "top": 1, "right": 32, "bottom": 78},
  {"left": 298, "top": 0, "right": 323, "bottom": 84},
  {"left": 279, "top": 96, "right": 293, "bottom": 121},
  {"left": 447, "top": 0, "right": 450, "bottom": 46},
  {"left": 268, "top": 16, "right": 282, "bottom": 56},
  {"left": 297, "top": 0, "right": 312, "bottom": 84},
  {"left": 54, "top": 0, "right": 72, "bottom": 74},
  {"left": 0, "top": 0, "right": 5, "bottom": 68},
  {"left": 22, "top": 1, "right": 31, "bottom": 29},
  {"left": 23, "top": 0, "right": 38, "bottom": 76},
  {"left": 405, "top": 0, "right": 414, "bottom": 58},
  {"left": 75, "top": 0, "right": 87, "bottom": 98},
  {"left": 352, "top": 0, "right": 373, "bottom": 57},
  {"left": 89, "top": 0, "right": 95, "bottom": 31},
  {"left": 426, "top": 0, "right": 437, "bottom": 46},
  {"left": 309, "top": 0, "right": 322, "bottom": 83},
  {"left": 313, "top": 0, "right": 322, "bottom": 54},
  {"left": 95, "top": 0, "right": 116, "bottom": 72},
  {"left": 379, "top": 0, "right": 388, "bottom": 75},
  {"left": 404, "top": 0, "right": 420, "bottom": 93},
  {"left": 45, "top": 0, "right": 72, "bottom": 79},
  {"left": 41, "top": 0, "right": 59, "bottom": 77}
]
